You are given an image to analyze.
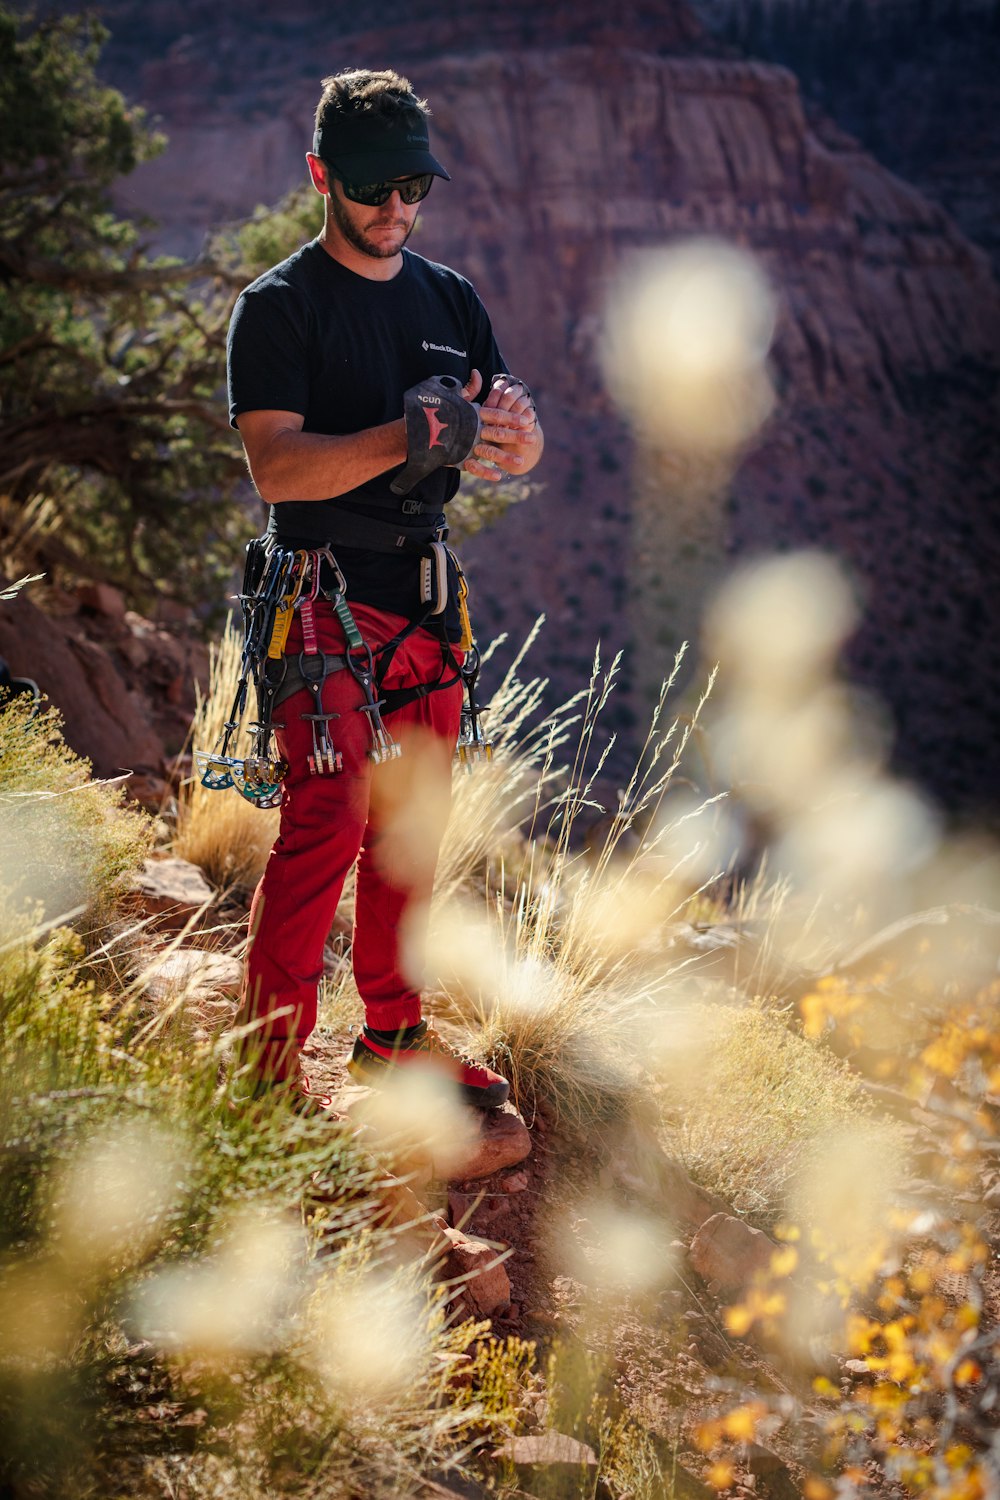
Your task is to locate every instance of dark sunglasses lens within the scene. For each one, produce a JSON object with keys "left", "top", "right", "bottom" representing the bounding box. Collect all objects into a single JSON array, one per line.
[
  {"left": 399, "top": 174, "right": 433, "bottom": 204},
  {"left": 342, "top": 180, "right": 391, "bottom": 206},
  {"left": 342, "top": 175, "right": 433, "bottom": 206}
]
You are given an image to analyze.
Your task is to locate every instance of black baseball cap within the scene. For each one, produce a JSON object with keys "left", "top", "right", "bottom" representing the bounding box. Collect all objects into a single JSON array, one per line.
[{"left": 313, "top": 107, "right": 450, "bottom": 184}]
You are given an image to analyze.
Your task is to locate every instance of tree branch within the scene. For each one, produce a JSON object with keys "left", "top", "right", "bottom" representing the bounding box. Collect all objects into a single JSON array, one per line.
[{"left": 0, "top": 241, "right": 247, "bottom": 294}]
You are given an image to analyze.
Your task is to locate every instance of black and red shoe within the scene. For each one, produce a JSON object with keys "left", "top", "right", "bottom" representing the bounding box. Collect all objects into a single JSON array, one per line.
[{"left": 347, "top": 1020, "right": 509, "bottom": 1109}]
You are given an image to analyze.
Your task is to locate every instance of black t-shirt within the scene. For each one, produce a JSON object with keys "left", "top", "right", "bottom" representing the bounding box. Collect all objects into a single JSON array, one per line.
[{"left": 226, "top": 241, "right": 507, "bottom": 630}]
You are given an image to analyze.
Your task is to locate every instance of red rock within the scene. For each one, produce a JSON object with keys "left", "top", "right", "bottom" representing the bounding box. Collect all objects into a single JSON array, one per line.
[
  {"left": 77, "top": 582, "right": 126, "bottom": 619},
  {"left": 132, "top": 856, "right": 215, "bottom": 929},
  {"left": 124, "top": 771, "right": 171, "bottom": 811},
  {"left": 502, "top": 1169, "right": 529, "bottom": 1193},
  {"left": 335, "top": 1087, "right": 531, "bottom": 1184},
  {"left": 0, "top": 590, "right": 163, "bottom": 775},
  {"left": 440, "top": 1226, "right": 511, "bottom": 1317},
  {"left": 457, "top": 1106, "right": 531, "bottom": 1181},
  {"left": 688, "top": 1213, "right": 779, "bottom": 1295}
]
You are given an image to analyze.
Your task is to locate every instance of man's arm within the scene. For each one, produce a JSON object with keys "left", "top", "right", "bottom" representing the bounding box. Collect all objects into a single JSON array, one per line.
[
  {"left": 237, "top": 382, "right": 538, "bottom": 503},
  {"left": 235, "top": 409, "right": 407, "bottom": 504}
]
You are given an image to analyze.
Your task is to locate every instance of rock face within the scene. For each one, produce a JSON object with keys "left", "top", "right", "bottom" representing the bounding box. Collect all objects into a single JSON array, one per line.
[
  {"left": 691, "top": 0, "right": 1000, "bottom": 274},
  {"left": 37, "top": 0, "right": 1000, "bottom": 812},
  {"left": 0, "top": 579, "right": 208, "bottom": 799}
]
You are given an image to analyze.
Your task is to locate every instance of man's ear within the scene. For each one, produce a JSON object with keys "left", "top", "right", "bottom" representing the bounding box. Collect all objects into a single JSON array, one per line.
[{"left": 305, "top": 153, "right": 330, "bottom": 195}]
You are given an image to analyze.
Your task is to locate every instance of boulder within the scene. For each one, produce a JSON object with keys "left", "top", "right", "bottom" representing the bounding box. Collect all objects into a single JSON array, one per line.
[
  {"left": 454, "top": 1106, "right": 532, "bottom": 1181},
  {"left": 491, "top": 1432, "right": 598, "bottom": 1469},
  {"left": 688, "top": 1213, "right": 778, "bottom": 1294},
  {"left": 132, "top": 856, "right": 215, "bottom": 929},
  {"left": 335, "top": 1086, "right": 531, "bottom": 1183},
  {"left": 141, "top": 948, "right": 242, "bottom": 1005},
  {"left": 77, "top": 582, "right": 126, "bottom": 620},
  {"left": 138, "top": 947, "right": 241, "bottom": 1046},
  {"left": 440, "top": 1226, "right": 511, "bottom": 1317}
]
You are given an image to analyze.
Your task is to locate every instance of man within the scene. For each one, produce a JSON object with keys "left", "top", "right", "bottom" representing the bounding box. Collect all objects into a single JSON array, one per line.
[{"left": 226, "top": 68, "right": 542, "bottom": 1111}]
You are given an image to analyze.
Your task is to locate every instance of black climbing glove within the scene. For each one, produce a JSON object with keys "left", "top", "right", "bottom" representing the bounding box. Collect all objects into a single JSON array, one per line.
[{"left": 390, "top": 375, "right": 482, "bottom": 496}]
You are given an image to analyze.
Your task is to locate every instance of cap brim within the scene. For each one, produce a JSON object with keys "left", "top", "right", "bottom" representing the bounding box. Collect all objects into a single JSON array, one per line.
[{"left": 327, "top": 147, "right": 450, "bottom": 183}]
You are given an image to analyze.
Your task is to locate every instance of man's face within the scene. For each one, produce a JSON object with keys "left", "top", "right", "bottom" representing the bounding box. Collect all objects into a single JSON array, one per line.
[{"left": 326, "top": 174, "right": 421, "bottom": 260}]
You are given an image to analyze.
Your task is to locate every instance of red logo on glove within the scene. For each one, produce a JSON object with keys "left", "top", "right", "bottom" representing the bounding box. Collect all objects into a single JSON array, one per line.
[{"left": 424, "top": 406, "right": 449, "bottom": 448}]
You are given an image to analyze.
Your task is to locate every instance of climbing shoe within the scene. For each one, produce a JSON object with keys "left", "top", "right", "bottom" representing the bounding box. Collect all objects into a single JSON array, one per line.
[{"left": 347, "top": 1020, "right": 510, "bottom": 1109}]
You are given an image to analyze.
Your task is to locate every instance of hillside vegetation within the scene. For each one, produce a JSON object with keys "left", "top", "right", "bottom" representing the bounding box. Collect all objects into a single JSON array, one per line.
[{"left": 1, "top": 558, "right": 997, "bottom": 1499}]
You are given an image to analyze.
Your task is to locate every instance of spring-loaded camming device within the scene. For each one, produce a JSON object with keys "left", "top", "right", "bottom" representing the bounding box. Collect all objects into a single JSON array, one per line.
[
  {"left": 455, "top": 643, "right": 493, "bottom": 772},
  {"left": 299, "top": 549, "right": 344, "bottom": 775},
  {"left": 346, "top": 638, "right": 402, "bottom": 765},
  {"left": 197, "top": 541, "right": 298, "bottom": 804}
]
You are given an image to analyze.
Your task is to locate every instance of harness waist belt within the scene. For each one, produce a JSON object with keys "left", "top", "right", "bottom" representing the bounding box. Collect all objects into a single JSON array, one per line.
[{"left": 273, "top": 509, "right": 445, "bottom": 555}]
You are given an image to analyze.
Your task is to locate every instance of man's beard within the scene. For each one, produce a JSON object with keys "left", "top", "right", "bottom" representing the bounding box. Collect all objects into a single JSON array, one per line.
[{"left": 329, "top": 191, "right": 415, "bottom": 259}]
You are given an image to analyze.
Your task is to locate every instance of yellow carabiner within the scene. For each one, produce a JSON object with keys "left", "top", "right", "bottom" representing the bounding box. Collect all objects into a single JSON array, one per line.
[
  {"left": 267, "top": 551, "right": 308, "bottom": 660},
  {"left": 450, "top": 550, "right": 474, "bottom": 652}
]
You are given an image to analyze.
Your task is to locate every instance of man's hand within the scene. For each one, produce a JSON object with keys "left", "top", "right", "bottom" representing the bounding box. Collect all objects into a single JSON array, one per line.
[{"left": 460, "top": 370, "right": 542, "bottom": 482}]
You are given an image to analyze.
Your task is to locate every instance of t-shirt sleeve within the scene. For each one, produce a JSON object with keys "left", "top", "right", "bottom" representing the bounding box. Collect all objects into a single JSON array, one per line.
[
  {"left": 226, "top": 284, "right": 312, "bottom": 428},
  {"left": 465, "top": 286, "right": 509, "bottom": 393}
]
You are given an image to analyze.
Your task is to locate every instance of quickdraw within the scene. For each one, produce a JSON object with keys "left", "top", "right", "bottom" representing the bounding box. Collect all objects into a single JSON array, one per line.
[
  {"left": 296, "top": 548, "right": 345, "bottom": 776},
  {"left": 195, "top": 538, "right": 296, "bottom": 808},
  {"left": 195, "top": 534, "right": 491, "bottom": 806}
]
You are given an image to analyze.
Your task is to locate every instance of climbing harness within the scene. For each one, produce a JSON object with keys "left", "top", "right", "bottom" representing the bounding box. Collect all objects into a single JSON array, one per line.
[{"left": 195, "top": 530, "right": 493, "bottom": 807}]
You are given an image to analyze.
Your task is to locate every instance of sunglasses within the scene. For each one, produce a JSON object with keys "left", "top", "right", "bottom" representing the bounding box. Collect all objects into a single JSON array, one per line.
[{"left": 335, "top": 172, "right": 434, "bottom": 207}]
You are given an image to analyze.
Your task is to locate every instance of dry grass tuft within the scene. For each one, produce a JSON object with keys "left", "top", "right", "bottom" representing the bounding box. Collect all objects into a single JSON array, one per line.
[
  {"left": 422, "top": 636, "right": 724, "bottom": 1129},
  {"left": 655, "top": 1000, "right": 906, "bottom": 1219},
  {"left": 173, "top": 619, "right": 279, "bottom": 893}
]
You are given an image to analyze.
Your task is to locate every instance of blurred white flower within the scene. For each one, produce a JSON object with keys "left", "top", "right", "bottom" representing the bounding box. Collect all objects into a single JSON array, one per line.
[
  {"left": 52, "top": 1119, "right": 187, "bottom": 1272},
  {"left": 601, "top": 238, "right": 777, "bottom": 452},
  {"left": 306, "top": 1270, "right": 429, "bottom": 1404},
  {"left": 133, "top": 1208, "right": 303, "bottom": 1356}
]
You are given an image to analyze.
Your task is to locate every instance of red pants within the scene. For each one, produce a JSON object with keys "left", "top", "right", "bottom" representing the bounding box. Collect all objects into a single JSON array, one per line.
[{"left": 239, "top": 600, "right": 463, "bottom": 1083}]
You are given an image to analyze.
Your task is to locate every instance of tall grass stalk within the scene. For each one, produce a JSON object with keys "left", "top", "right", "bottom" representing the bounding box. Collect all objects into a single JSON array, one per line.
[{"left": 428, "top": 636, "right": 727, "bottom": 1129}]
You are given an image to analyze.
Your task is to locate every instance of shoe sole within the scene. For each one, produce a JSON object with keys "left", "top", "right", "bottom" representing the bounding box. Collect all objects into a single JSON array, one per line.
[{"left": 346, "top": 1054, "right": 509, "bottom": 1110}]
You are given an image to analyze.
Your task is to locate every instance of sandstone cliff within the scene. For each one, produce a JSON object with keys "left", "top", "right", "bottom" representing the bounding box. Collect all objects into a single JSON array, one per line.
[{"left": 691, "top": 0, "right": 1000, "bottom": 272}]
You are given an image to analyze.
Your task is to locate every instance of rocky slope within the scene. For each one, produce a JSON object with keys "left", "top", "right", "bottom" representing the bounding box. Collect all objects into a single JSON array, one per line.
[{"left": 24, "top": 0, "right": 1000, "bottom": 816}]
